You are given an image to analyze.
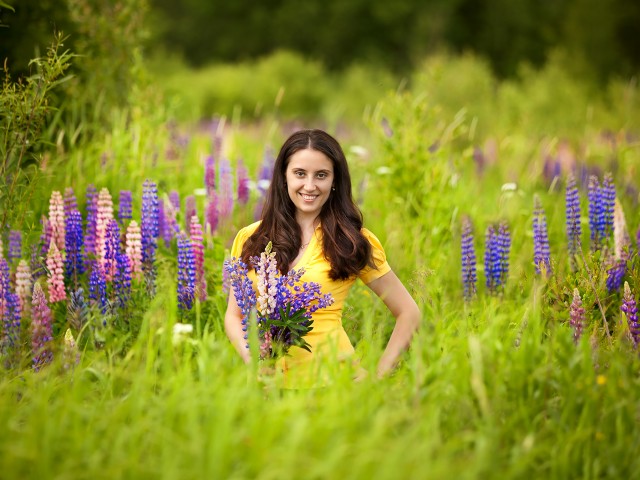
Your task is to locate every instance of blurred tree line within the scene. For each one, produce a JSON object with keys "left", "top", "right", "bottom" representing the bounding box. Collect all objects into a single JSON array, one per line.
[{"left": 1, "top": 0, "right": 639, "bottom": 82}]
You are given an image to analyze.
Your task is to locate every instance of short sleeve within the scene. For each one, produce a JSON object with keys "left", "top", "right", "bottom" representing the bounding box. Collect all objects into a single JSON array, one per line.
[
  {"left": 230, "top": 221, "right": 260, "bottom": 259},
  {"left": 358, "top": 228, "right": 392, "bottom": 284}
]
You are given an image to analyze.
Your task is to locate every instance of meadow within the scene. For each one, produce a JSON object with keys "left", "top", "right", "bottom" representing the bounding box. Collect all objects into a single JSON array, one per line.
[{"left": 1, "top": 43, "right": 640, "bottom": 479}]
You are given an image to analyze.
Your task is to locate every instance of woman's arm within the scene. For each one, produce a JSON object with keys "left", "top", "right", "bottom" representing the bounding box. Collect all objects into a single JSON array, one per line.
[
  {"left": 224, "top": 288, "right": 251, "bottom": 364},
  {"left": 366, "top": 270, "right": 421, "bottom": 377}
]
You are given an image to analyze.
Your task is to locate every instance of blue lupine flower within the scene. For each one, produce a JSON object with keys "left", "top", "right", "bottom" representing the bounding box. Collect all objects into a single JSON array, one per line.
[
  {"left": 104, "top": 219, "right": 121, "bottom": 281},
  {"left": 68, "top": 287, "right": 89, "bottom": 333},
  {"left": 533, "top": 195, "right": 551, "bottom": 275},
  {"left": 601, "top": 172, "right": 615, "bottom": 239},
  {"left": 177, "top": 233, "right": 196, "bottom": 311},
  {"left": 484, "top": 224, "right": 497, "bottom": 294},
  {"left": 485, "top": 222, "right": 510, "bottom": 294},
  {"left": 565, "top": 174, "right": 582, "bottom": 259},
  {"left": 118, "top": 190, "right": 133, "bottom": 225},
  {"left": 8, "top": 230, "right": 21, "bottom": 262},
  {"left": 85, "top": 184, "right": 98, "bottom": 256},
  {"left": 588, "top": 175, "right": 603, "bottom": 251},
  {"left": 89, "top": 262, "right": 109, "bottom": 315},
  {"left": 223, "top": 257, "right": 256, "bottom": 346},
  {"left": 3, "top": 291, "right": 21, "bottom": 349},
  {"left": 0, "top": 258, "right": 10, "bottom": 318},
  {"left": 496, "top": 222, "right": 511, "bottom": 287},
  {"left": 64, "top": 209, "right": 85, "bottom": 282},
  {"left": 114, "top": 253, "right": 132, "bottom": 310},
  {"left": 606, "top": 259, "right": 626, "bottom": 292},
  {"left": 461, "top": 216, "right": 477, "bottom": 301}
]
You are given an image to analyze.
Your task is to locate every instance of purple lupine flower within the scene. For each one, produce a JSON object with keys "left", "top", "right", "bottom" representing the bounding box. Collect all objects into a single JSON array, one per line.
[
  {"left": 85, "top": 184, "right": 98, "bottom": 256},
  {"left": 158, "top": 199, "right": 170, "bottom": 247},
  {"left": 484, "top": 222, "right": 510, "bottom": 294},
  {"left": 461, "top": 216, "right": 477, "bottom": 301},
  {"left": 141, "top": 180, "right": 159, "bottom": 296},
  {"left": 223, "top": 257, "right": 256, "bottom": 347},
  {"left": 169, "top": 190, "right": 181, "bottom": 212},
  {"left": 565, "top": 174, "right": 582, "bottom": 260},
  {"left": 184, "top": 195, "right": 196, "bottom": 233},
  {"left": 177, "top": 233, "right": 196, "bottom": 311},
  {"left": 606, "top": 259, "right": 626, "bottom": 292},
  {"left": 67, "top": 287, "right": 89, "bottom": 333},
  {"left": 64, "top": 187, "right": 77, "bottom": 218},
  {"left": 533, "top": 195, "right": 551, "bottom": 275},
  {"left": 3, "top": 291, "right": 21, "bottom": 350},
  {"left": 64, "top": 209, "right": 85, "bottom": 285},
  {"left": 601, "top": 172, "right": 616, "bottom": 240},
  {"left": 219, "top": 157, "right": 234, "bottom": 219},
  {"left": 381, "top": 117, "right": 393, "bottom": 137},
  {"left": 0, "top": 258, "right": 9, "bottom": 322},
  {"left": 569, "top": 288, "right": 584, "bottom": 344},
  {"left": 114, "top": 252, "right": 132, "bottom": 310},
  {"left": 190, "top": 217, "right": 207, "bottom": 301},
  {"left": 205, "top": 156, "right": 216, "bottom": 198},
  {"left": 237, "top": 158, "right": 250, "bottom": 205},
  {"left": 88, "top": 262, "right": 109, "bottom": 316},
  {"left": 31, "top": 283, "right": 54, "bottom": 370},
  {"left": 206, "top": 194, "right": 219, "bottom": 235},
  {"left": 622, "top": 282, "right": 639, "bottom": 346},
  {"left": 103, "top": 219, "right": 120, "bottom": 281},
  {"left": 8, "top": 230, "right": 21, "bottom": 262},
  {"left": 118, "top": 190, "right": 133, "bottom": 225}
]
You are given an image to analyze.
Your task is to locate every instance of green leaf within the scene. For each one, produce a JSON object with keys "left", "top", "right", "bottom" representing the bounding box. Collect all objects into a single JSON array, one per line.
[{"left": 0, "top": 1, "right": 15, "bottom": 12}]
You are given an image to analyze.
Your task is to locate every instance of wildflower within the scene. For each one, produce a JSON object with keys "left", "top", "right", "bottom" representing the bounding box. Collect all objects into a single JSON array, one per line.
[
  {"left": 496, "top": 222, "right": 511, "bottom": 287},
  {"left": 381, "top": 117, "right": 393, "bottom": 137},
  {"left": 88, "top": 262, "right": 109, "bottom": 315},
  {"left": 205, "top": 155, "right": 216, "bottom": 198},
  {"left": 118, "top": 190, "right": 133, "bottom": 225},
  {"left": 224, "top": 258, "right": 256, "bottom": 348},
  {"left": 8, "top": 230, "right": 21, "bottom": 262},
  {"left": 49, "top": 191, "right": 66, "bottom": 251},
  {"left": 565, "top": 174, "right": 582, "bottom": 259},
  {"left": 141, "top": 180, "right": 159, "bottom": 295},
  {"left": 219, "top": 157, "right": 234, "bottom": 219},
  {"left": 169, "top": 190, "right": 181, "bottom": 212},
  {"left": 114, "top": 252, "right": 132, "bottom": 310},
  {"left": 461, "top": 216, "right": 477, "bottom": 301},
  {"left": 206, "top": 194, "right": 219, "bottom": 235},
  {"left": 621, "top": 282, "right": 639, "bottom": 346},
  {"left": 158, "top": 200, "right": 170, "bottom": 247},
  {"left": 613, "top": 198, "right": 630, "bottom": 261},
  {"left": 533, "top": 195, "right": 551, "bottom": 275},
  {"left": 46, "top": 241, "right": 66, "bottom": 302},
  {"left": 255, "top": 242, "right": 278, "bottom": 317},
  {"left": 63, "top": 328, "right": 80, "bottom": 370},
  {"left": 569, "top": 288, "right": 584, "bottom": 344},
  {"left": 64, "top": 209, "right": 85, "bottom": 284},
  {"left": 31, "top": 283, "right": 54, "bottom": 370},
  {"left": 587, "top": 175, "right": 602, "bottom": 251},
  {"left": 0, "top": 258, "right": 9, "bottom": 322},
  {"left": 190, "top": 216, "right": 207, "bottom": 301},
  {"left": 484, "top": 224, "right": 498, "bottom": 294},
  {"left": 96, "top": 188, "right": 114, "bottom": 269},
  {"left": 64, "top": 187, "right": 78, "bottom": 218},
  {"left": 15, "top": 260, "right": 31, "bottom": 316},
  {"left": 601, "top": 173, "right": 615, "bottom": 239},
  {"left": 185, "top": 195, "right": 196, "bottom": 233},
  {"left": 485, "top": 222, "right": 510, "bottom": 294},
  {"left": 85, "top": 184, "right": 98, "bottom": 256},
  {"left": 125, "top": 220, "right": 142, "bottom": 279},
  {"left": 103, "top": 219, "right": 120, "bottom": 281},
  {"left": 67, "top": 287, "right": 89, "bottom": 333},
  {"left": 30, "top": 244, "right": 45, "bottom": 281},
  {"left": 3, "top": 291, "right": 21, "bottom": 350},
  {"left": 177, "top": 233, "right": 196, "bottom": 311},
  {"left": 606, "top": 258, "right": 626, "bottom": 292},
  {"left": 237, "top": 159, "right": 250, "bottom": 204}
]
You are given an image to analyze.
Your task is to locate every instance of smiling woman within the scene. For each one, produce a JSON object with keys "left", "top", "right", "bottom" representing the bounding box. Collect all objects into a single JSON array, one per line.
[{"left": 224, "top": 129, "right": 421, "bottom": 388}]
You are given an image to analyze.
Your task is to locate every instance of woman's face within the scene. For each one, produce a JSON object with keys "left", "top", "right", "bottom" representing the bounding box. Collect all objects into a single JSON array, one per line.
[{"left": 285, "top": 148, "right": 334, "bottom": 221}]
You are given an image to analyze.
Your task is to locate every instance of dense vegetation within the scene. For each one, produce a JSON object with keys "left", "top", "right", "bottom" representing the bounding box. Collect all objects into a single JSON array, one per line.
[{"left": 1, "top": 1, "right": 640, "bottom": 478}]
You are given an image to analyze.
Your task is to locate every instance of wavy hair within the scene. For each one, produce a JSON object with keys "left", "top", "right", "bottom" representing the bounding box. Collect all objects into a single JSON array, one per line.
[{"left": 241, "top": 129, "right": 374, "bottom": 280}]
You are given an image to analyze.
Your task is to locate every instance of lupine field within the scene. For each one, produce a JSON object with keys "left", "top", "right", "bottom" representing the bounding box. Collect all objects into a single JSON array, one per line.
[{"left": 3, "top": 13, "right": 640, "bottom": 480}]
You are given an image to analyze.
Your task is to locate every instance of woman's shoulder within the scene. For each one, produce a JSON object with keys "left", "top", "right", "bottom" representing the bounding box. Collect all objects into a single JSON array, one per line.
[{"left": 360, "top": 227, "right": 383, "bottom": 245}]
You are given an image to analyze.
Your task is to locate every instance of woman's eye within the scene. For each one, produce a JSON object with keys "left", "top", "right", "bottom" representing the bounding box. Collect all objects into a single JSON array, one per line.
[
  {"left": 317, "top": 173, "right": 327, "bottom": 179},
  {"left": 295, "top": 171, "right": 305, "bottom": 177}
]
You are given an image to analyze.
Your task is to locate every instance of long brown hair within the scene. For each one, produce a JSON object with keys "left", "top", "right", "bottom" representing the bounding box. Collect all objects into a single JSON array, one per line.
[{"left": 241, "top": 129, "right": 374, "bottom": 280}]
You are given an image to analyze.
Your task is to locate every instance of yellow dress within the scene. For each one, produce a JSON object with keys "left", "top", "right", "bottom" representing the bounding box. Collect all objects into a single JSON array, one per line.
[{"left": 230, "top": 221, "right": 391, "bottom": 388}]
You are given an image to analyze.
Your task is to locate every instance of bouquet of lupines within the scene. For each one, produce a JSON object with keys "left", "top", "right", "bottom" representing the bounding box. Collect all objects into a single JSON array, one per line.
[{"left": 224, "top": 242, "right": 334, "bottom": 360}]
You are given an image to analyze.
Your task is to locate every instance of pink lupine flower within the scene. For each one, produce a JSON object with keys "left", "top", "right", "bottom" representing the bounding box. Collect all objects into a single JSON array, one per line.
[
  {"left": 190, "top": 216, "right": 207, "bottom": 301},
  {"left": 46, "top": 240, "right": 66, "bottom": 302},
  {"left": 237, "top": 159, "right": 250, "bottom": 205},
  {"left": 96, "top": 188, "right": 114, "bottom": 273},
  {"left": 48, "top": 191, "right": 66, "bottom": 251},
  {"left": 31, "top": 283, "right": 53, "bottom": 370},
  {"left": 219, "top": 158, "right": 234, "bottom": 218},
  {"left": 255, "top": 243, "right": 278, "bottom": 317},
  {"left": 206, "top": 194, "right": 218, "bottom": 235},
  {"left": 126, "top": 220, "right": 142, "bottom": 279},
  {"left": 15, "top": 260, "right": 32, "bottom": 316}
]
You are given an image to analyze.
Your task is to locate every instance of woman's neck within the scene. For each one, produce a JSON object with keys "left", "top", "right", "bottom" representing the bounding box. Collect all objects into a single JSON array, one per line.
[{"left": 296, "top": 214, "right": 320, "bottom": 241}]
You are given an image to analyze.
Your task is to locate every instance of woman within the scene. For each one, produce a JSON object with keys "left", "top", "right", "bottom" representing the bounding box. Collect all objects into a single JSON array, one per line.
[{"left": 224, "top": 129, "right": 420, "bottom": 388}]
